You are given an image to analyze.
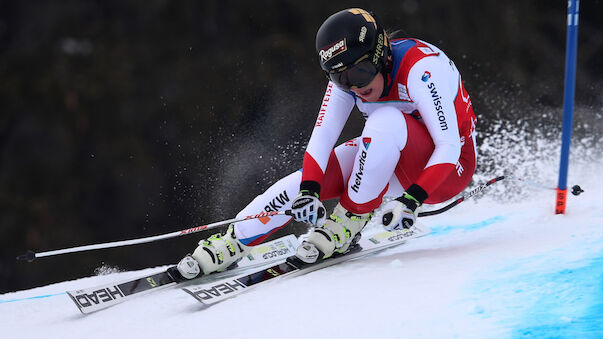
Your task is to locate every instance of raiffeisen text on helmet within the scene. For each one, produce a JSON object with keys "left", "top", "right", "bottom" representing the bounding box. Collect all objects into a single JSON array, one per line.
[{"left": 319, "top": 39, "right": 347, "bottom": 64}]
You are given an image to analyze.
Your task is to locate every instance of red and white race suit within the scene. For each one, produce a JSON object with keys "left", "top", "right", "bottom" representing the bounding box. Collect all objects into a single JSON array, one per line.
[{"left": 233, "top": 38, "right": 477, "bottom": 245}]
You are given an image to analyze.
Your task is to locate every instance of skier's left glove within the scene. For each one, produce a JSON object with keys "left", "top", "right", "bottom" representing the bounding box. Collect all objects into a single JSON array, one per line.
[
  {"left": 291, "top": 188, "right": 326, "bottom": 226},
  {"left": 381, "top": 191, "right": 422, "bottom": 231}
]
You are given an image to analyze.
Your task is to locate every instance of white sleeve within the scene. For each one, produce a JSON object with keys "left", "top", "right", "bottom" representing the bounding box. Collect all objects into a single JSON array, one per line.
[
  {"left": 407, "top": 57, "right": 461, "bottom": 167},
  {"left": 303, "top": 82, "right": 355, "bottom": 180}
]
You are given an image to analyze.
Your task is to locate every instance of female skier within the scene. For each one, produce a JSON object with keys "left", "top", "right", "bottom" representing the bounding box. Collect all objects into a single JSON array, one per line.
[{"left": 175, "top": 8, "right": 477, "bottom": 279}]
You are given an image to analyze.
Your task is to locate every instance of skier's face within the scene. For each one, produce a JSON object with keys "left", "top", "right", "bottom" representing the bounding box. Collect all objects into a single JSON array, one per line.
[{"left": 350, "top": 72, "right": 384, "bottom": 102}]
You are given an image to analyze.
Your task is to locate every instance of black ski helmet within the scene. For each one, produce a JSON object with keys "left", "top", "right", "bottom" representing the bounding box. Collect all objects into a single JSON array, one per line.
[{"left": 316, "top": 8, "right": 389, "bottom": 78}]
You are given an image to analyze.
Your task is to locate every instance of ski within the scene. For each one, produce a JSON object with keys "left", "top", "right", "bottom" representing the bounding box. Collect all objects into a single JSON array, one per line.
[
  {"left": 66, "top": 234, "right": 298, "bottom": 314},
  {"left": 183, "top": 225, "right": 429, "bottom": 308}
]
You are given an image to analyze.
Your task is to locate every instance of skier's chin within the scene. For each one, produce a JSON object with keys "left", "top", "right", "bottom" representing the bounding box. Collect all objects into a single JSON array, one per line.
[{"left": 357, "top": 88, "right": 380, "bottom": 102}]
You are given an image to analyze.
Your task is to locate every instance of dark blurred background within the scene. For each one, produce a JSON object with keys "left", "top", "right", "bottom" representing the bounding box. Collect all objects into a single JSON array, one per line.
[{"left": 1, "top": 1, "right": 602, "bottom": 293}]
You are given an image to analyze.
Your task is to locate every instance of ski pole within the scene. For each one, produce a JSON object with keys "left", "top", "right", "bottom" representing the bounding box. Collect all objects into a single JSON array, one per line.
[
  {"left": 417, "top": 175, "right": 506, "bottom": 217},
  {"left": 417, "top": 175, "right": 583, "bottom": 218},
  {"left": 17, "top": 210, "right": 292, "bottom": 262}
]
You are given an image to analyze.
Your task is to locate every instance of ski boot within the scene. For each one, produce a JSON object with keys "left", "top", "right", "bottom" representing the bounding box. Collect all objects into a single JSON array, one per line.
[
  {"left": 296, "top": 203, "right": 372, "bottom": 263},
  {"left": 175, "top": 224, "right": 250, "bottom": 280}
]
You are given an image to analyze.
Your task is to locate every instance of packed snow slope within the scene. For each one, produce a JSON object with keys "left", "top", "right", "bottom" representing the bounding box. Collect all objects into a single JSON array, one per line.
[{"left": 2, "top": 157, "right": 602, "bottom": 338}]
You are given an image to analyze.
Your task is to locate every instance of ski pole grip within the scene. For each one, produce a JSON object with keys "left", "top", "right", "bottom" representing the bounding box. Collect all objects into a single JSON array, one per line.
[{"left": 16, "top": 250, "right": 37, "bottom": 262}]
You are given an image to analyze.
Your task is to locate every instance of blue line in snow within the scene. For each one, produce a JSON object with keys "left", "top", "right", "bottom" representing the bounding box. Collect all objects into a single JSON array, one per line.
[
  {"left": 0, "top": 292, "right": 66, "bottom": 304},
  {"left": 429, "top": 215, "right": 506, "bottom": 236},
  {"left": 511, "top": 255, "right": 603, "bottom": 338}
]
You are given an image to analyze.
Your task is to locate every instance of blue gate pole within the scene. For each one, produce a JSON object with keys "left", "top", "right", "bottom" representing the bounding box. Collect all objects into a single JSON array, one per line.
[{"left": 556, "top": 0, "right": 580, "bottom": 214}]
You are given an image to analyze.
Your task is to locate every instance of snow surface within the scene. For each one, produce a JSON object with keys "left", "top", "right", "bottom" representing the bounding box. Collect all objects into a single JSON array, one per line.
[{"left": 2, "top": 156, "right": 602, "bottom": 338}]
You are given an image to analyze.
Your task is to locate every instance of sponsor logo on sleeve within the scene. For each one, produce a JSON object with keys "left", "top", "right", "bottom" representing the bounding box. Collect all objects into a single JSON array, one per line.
[
  {"left": 421, "top": 71, "right": 431, "bottom": 82},
  {"left": 426, "top": 82, "right": 449, "bottom": 131},
  {"left": 316, "top": 82, "right": 333, "bottom": 127},
  {"left": 263, "top": 190, "right": 291, "bottom": 213}
]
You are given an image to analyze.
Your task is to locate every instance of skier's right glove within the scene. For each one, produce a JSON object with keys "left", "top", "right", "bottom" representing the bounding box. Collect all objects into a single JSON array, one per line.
[{"left": 291, "top": 189, "right": 326, "bottom": 226}]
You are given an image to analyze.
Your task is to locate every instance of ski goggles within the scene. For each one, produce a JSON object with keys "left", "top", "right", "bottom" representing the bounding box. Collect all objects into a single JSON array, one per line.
[{"left": 328, "top": 55, "right": 380, "bottom": 91}]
